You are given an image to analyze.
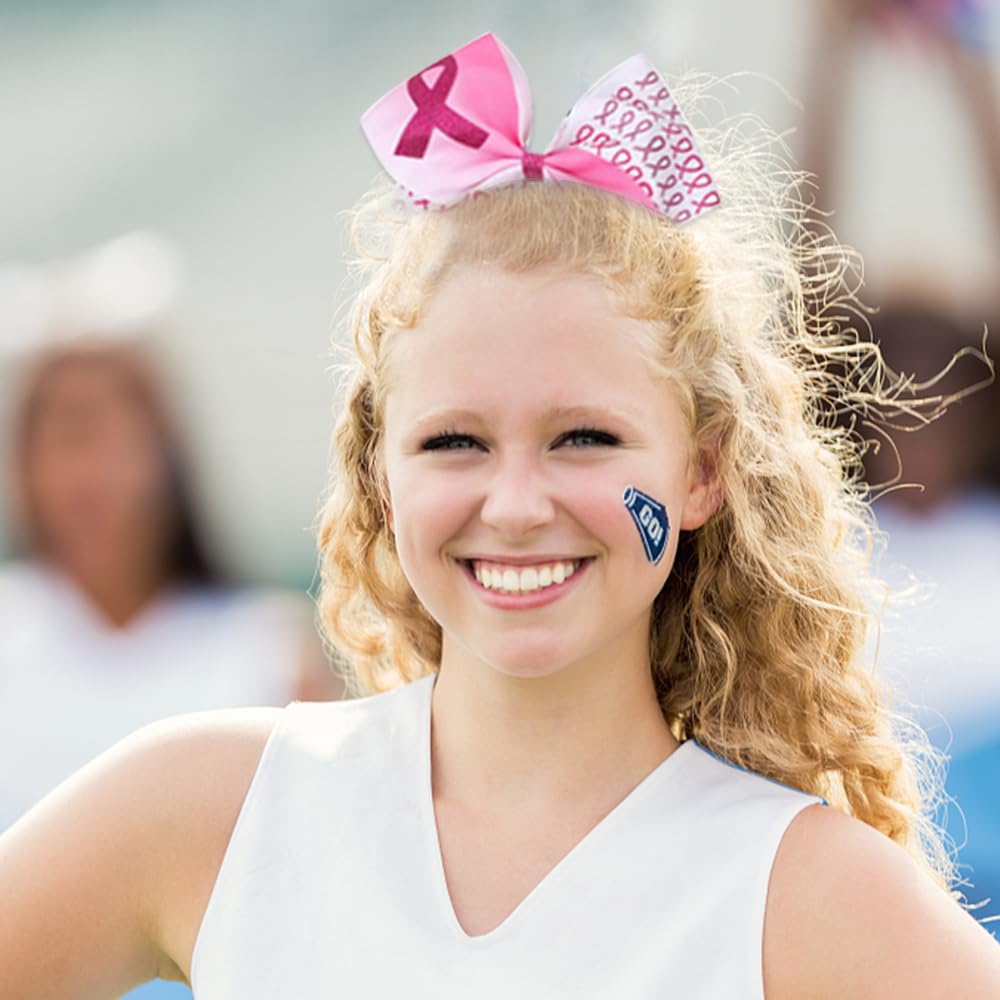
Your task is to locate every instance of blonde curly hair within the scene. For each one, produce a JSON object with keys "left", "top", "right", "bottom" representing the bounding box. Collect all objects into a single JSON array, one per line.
[{"left": 315, "top": 92, "right": 980, "bottom": 901}]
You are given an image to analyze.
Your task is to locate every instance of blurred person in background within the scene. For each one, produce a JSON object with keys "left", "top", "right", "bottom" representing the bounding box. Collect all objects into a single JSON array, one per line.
[
  {"left": 0, "top": 234, "right": 340, "bottom": 998},
  {"left": 864, "top": 298, "right": 1000, "bottom": 934},
  {"left": 803, "top": 0, "right": 1000, "bottom": 230},
  {"left": 0, "top": 236, "right": 340, "bottom": 1000},
  {"left": 0, "top": 234, "right": 341, "bottom": 832},
  {"left": 799, "top": 0, "right": 1000, "bottom": 937},
  {"left": 0, "top": 338, "right": 341, "bottom": 824}
]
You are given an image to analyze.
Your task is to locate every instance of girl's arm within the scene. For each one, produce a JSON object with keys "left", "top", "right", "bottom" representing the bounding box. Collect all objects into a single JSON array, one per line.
[
  {"left": 765, "top": 803, "right": 1000, "bottom": 999},
  {"left": 0, "top": 707, "right": 278, "bottom": 998}
]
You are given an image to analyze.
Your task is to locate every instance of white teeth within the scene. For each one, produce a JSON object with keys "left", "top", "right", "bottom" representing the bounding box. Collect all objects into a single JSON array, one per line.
[{"left": 468, "top": 558, "right": 584, "bottom": 594}]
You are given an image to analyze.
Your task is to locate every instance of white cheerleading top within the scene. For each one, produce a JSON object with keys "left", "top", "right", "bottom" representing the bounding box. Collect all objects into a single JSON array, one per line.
[{"left": 192, "top": 673, "right": 826, "bottom": 999}]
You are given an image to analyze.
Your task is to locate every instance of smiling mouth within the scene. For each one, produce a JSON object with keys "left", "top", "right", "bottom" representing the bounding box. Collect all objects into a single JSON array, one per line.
[{"left": 458, "top": 557, "right": 592, "bottom": 596}]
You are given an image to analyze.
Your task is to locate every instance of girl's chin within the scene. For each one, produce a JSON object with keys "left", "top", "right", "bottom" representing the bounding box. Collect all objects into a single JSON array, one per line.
[
  {"left": 457, "top": 645, "right": 587, "bottom": 684},
  {"left": 489, "top": 663, "right": 571, "bottom": 682}
]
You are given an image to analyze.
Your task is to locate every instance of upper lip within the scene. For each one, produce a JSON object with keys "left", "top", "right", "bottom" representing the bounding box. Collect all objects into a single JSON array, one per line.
[{"left": 456, "top": 554, "right": 593, "bottom": 566}]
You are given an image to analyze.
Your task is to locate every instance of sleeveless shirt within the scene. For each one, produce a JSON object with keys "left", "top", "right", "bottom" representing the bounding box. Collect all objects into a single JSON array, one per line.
[{"left": 191, "top": 673, "right": 825, "bottom": 999}]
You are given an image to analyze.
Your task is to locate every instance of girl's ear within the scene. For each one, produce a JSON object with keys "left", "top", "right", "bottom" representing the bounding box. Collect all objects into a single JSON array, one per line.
[{"left": 680, "top": 445, "right": 724, "bottom": 530}]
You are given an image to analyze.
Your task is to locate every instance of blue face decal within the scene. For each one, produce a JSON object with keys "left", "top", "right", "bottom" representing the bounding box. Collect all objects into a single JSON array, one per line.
[{"left": 622, "top": 486, "right": 670, "bottom": 564}]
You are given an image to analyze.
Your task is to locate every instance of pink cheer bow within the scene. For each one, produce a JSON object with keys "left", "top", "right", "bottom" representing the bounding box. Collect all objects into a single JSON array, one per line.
[{"left": 361, "top": 33, "right": 721, "bottom": 225}]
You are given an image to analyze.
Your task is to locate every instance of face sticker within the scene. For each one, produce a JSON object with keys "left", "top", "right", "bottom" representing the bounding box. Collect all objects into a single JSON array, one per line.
[{"left": 622, "top": 486, "right": 670, "bottom": 564}]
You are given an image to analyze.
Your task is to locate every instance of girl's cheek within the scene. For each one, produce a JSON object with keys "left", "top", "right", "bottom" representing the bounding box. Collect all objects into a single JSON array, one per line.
[
  {"left": 557, "top": 467, "right": 643, "bottom": 548},
  {"left": 561, "top": 466, "right": 676, "bottom": 565},
  {"left": 393, "top": 470, "right": 478, "bottom": 540},
  {"left": 565, "top": 481, "right": 622, "bottom": 534}
]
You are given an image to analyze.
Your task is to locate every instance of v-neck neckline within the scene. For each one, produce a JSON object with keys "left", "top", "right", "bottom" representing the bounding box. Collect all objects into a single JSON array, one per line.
[{"left": 415, "top": 673, "right": 700, "bottom": 944}]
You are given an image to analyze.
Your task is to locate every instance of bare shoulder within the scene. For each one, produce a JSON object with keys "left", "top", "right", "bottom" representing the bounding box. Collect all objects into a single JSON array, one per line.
[
  {"left": 130, "top": 706, "right": 285, "bottom": 979},
  {"left": 0, "top": 705, "right": 281, "bottom": 998},
  {"left": 764, "top": 802, "right": 1000, "bottom": 1000}
]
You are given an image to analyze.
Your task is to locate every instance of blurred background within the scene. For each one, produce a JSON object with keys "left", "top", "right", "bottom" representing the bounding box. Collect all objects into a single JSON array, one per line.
[{"left": 1, "top": 0, "right": 997, "bottom": 992}]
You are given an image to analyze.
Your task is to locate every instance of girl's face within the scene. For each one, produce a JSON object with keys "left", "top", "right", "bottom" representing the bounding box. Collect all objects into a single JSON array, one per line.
[{"left": 382, "top": 265, "right": 716, "bottom": 682}]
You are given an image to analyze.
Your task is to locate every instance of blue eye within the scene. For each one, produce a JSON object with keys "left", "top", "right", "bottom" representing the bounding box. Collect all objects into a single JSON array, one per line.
[
  {"left": 558, "top": 427, "right": 620, "bottom": 448},
  {"left": 420, "top": 433, "right": 481, "bottom": 451}
]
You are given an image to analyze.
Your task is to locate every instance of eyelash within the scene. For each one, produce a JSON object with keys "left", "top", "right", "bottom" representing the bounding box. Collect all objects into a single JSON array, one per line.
[{"left": 420, "top": 426, "right": 621, "bottom": 452}]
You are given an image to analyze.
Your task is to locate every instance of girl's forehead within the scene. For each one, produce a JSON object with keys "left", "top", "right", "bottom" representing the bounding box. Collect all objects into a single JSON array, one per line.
[
  {"left": 425, "top": 263, "right": 622, "bottom": 314},
  {"left": 381, "top": 269, "right": 691, "bottom": 439},
  {"left": 383, "top": 265, "right": 660, "bottom": 390}
]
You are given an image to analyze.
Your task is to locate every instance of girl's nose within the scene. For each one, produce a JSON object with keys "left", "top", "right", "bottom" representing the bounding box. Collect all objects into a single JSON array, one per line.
[{"left": 479, "top": 454, "right": 556, "bottom": 537}]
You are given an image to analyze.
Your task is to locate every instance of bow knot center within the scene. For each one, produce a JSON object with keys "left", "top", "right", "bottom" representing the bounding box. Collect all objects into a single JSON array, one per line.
[{"left": 521, "top": 151, "right": 545, "bottom": 181}]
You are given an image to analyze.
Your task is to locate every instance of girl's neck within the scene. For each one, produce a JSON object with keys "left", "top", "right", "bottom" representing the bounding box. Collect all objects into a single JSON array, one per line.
[{"left": 430, "top": 628, "right": 679, "bottom": 815}]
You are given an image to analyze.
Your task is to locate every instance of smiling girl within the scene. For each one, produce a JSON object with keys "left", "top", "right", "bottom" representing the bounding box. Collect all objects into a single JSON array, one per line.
[{"left": 3, "top": 33, "right": 1000, "bottom": 1000}]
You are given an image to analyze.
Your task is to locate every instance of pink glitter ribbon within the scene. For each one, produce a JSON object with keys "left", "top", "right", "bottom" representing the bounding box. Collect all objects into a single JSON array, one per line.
[{"left": 361, "top": 33, "right": 721, "bottom": 225}]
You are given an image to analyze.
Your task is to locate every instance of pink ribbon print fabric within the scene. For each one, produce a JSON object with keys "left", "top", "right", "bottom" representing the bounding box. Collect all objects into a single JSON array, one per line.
[{"left": 361, "top": 33, "right": 721, "bottom": 225}]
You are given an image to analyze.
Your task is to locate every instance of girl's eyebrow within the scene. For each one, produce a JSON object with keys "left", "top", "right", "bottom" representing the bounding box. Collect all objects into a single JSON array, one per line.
[{"left": 412, "top": 404, "right": 644, "bottom": 431}]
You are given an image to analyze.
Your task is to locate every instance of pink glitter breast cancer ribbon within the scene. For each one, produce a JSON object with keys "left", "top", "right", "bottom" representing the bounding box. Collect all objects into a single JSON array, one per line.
[{"left": 361, "top": 33, "right": 721, "bottom": 225}]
